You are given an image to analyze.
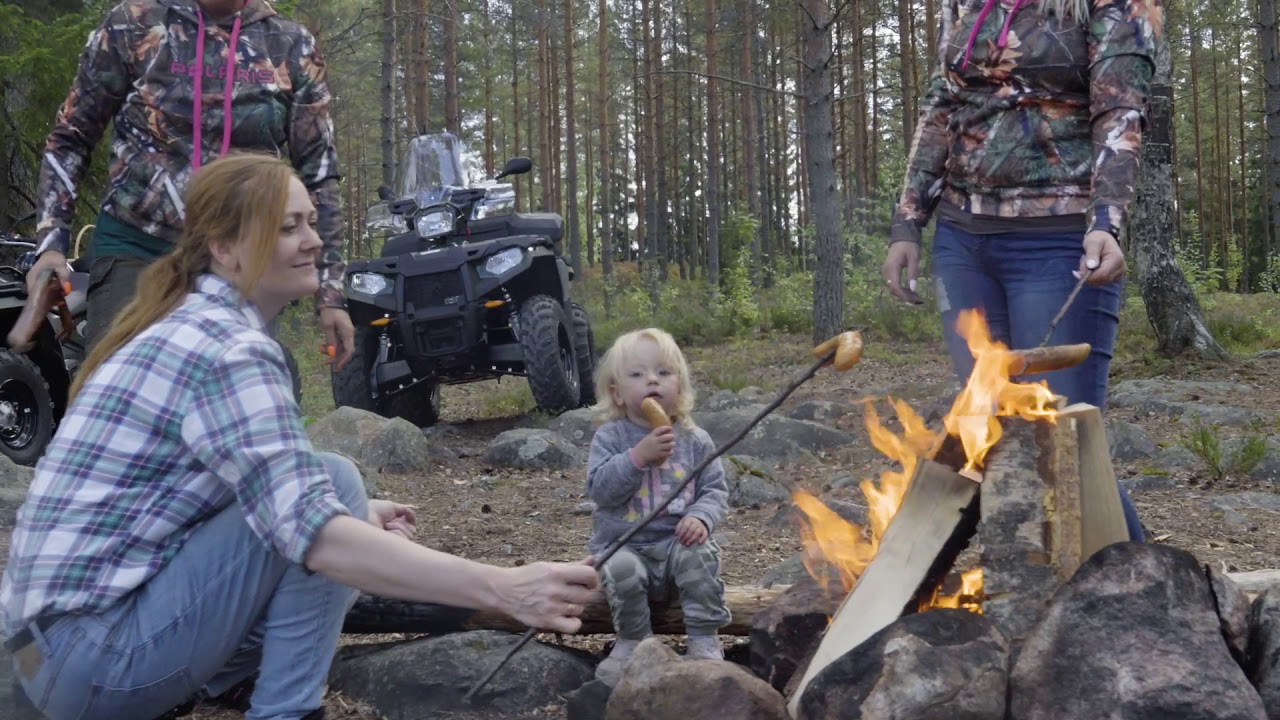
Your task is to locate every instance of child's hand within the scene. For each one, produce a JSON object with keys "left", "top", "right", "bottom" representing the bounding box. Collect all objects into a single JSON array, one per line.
[
  {"left": 633, "top": 426, "right": 675, "bottom": 466},
  {"left": 675, "top": 516, "right": 709, "bottom": 546}
]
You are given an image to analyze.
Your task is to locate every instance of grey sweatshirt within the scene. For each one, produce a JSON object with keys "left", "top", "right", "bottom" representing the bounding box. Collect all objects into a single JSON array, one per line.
[{"left": 586, "top": 418, "right": 729, "bottom": 554}]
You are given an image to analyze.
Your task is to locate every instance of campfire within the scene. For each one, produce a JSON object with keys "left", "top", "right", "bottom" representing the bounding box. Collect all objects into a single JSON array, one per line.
[{"left": 784, "top": 309, "right": 1131, "bottom": 716}]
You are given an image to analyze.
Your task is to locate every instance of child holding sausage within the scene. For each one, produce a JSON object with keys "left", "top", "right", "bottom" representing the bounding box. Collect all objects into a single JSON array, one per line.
[{"left": 585, "top": 328, "right": 730, "bottom": 686}]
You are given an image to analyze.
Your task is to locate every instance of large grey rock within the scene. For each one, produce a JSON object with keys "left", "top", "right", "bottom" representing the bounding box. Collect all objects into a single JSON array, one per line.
[
  {"left": 0, "top": 647, "right": 43, "bottom": 720},
  {"left": 1108, "top": 420, "right": 1159, "bottom": 462},
  {"left": 606, "top": 638, "right": 787, "bottom": 720},
  {"left": 1110, "top": 379, "right": 1269, "bottom": 426},
  {"left": 795, "top": 609, "right": 1009, "bottom": 720},
  {"left": 1248, "top": 589, "right": 1280, "bottom": 715},
  {"left": 705, "top": 390, "right": 754, "bottom": 412},
  {"left": 484, "top": 428, "right": 583, "bottom": 470},
  {"left": 1149, "top": 445, "right": 1199, "bottom": 473},
  {"left": 788, "top": 400, "right": 857, "bottom": 423},
  {"left": 1209, "top": 492, "right": 1280, "bottom": 513},
  {"left": 308, "top": 406, "right": 455, "bottom": 483},
  {"left": 1209, "top": 567, "right": 1251, "bottom": 664},
  {"left": 1243, "top": 438, "right": 1280, "bottom": 483},
  {"left": 725, "top": 456, "right": 789, "bottom": 507},
  {"left": 0, "top": 455, "right": 33, "bottom": 525},
  {"left": 1010, "top": 543, "right": 1266, "bottom": 720},
  {"left": 548, "top": 407, "right": 602, "bottom": 447},
  {"left": 750, "top": 576, "right": 841, "bottom": 692},
  {"left": 692, "top": 409, "right": 856, "bottom": 465},
  {"left": 329, "top": 630, "right": 594, "bottom": 718}
]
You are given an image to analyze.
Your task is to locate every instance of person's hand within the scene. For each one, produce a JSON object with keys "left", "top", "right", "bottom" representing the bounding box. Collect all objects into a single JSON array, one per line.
[
  {"left": 882, "top": 241, "right": 923, "bottom": 304},
  {"left": 675, "top": 516, "right": 709, "bottom": 546},
  {"left": 319, "top": 307, "right": 356, "bottom": 370},
  {"left": 633, "top": 426, "right": 675, "bottom": 466},
  {"left": 367, "top": 499, "right": 417, "bottom": 539},
  {"left": 495, "top": 559, "right": 600, "bottom": 633},
  {"left": 1079, "top": 230, "right": 1126, "bottom": 285},
  {"left": 26, "top": 251, "right": 70, "bottom": 298}
]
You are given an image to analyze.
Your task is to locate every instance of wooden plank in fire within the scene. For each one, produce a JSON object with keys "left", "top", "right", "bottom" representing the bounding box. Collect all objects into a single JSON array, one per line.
[
  {"left": 1061, "top": 403, "right": 1131, "bottom": 560},
  {"left": 787, "top": 459, "right": 978, "bottom": 717}
]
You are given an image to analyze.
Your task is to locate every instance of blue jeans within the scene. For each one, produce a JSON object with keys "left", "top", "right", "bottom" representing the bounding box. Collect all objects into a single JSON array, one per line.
[
  {"left": 931, "top": 222, "right": 1144, "bottom": 542},
  {"left": 14, "top": 452, "right": 368, "bottom": 720}
]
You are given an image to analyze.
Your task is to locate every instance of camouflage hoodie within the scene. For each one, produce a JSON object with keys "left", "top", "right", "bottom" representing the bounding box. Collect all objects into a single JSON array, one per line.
[
  {"left": 890, "top": 0, "right": 1164, "bottom": 245},
  {"left": 34, "top": 0, "right": 345, "bottom": 309}
]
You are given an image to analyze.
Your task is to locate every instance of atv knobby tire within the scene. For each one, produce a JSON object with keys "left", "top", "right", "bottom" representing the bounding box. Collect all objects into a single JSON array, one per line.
[
  {"left": 0, "top": 348, "right": 55, "bottom": 466},
  {"left": 331, "top": 325, "right": 379, "bottom": 413},
  {"left": 570, "top": 302, "right": 597, "bottom": 407},
  {"left": 519, "top": 294, "right": 580, "bottom": 413},
  {"left": 331, "top": 325, "right": 442, "bottom": 427}
]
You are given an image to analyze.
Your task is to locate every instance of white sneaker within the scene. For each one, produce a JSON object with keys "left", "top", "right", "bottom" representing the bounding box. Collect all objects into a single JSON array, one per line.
[
  {"left": 595, "top": 638, "right": 642, "bottom": 686},
  {"left": 685, "top": 635, "right": 724, "bottom": 660}
]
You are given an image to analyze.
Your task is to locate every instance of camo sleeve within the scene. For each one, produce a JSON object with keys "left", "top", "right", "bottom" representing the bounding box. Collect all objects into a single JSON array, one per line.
[
  {"left": 1086, "top": 0, "right": 1162, "bottom": 239},
  {"left": 890, "top": 2, "right": 958, "bottom": 246},
  {"left": 34, "top": 5, "right": 132, "bottom": 256},
  {"left": 288, "top": 27, "right": 346, "bottom": 311}
]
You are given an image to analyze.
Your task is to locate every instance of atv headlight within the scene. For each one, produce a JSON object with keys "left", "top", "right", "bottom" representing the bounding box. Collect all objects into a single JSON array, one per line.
[
  {"left": 480, "top": 247, "right": 524, "bottom": 278},
  {"left": 415, "top": 209, "right": 454, "bottom": 239},
  {"left": 349, "top": 272, "right": 392, "bottom": 295}
]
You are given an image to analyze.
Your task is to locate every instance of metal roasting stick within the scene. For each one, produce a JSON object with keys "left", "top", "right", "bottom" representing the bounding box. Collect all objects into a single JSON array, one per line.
[
  {"left": 463, "top": 349, "right": 839, "bottom": 703},
  {"left": 1038, "top": 267, "right": 1094, "bottom": 348}
]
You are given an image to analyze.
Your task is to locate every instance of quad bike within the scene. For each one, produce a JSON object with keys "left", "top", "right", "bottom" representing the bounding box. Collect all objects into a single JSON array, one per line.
[
  {"left": 333, "top": 132, "right": 596, "bottom": 426},
  {"left": 0, "top": 213, "right": 88, "bottom": 465}
]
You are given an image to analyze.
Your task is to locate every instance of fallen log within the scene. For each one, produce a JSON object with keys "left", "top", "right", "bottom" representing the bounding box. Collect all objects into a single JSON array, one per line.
[{"left": 343, "top": 584, "right": 790, "bottom": 637}]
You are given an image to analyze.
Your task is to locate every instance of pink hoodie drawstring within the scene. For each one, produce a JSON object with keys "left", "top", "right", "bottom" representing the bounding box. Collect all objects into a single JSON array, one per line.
[
  {"left": 192, "top": 9, "right": 244, "bottom": 169},
  {"left": 961, "top": 0, "right": 1028, "bottom": 69}
]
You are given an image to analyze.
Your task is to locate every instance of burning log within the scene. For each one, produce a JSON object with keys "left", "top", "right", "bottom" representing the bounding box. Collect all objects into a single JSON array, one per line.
[
  {"left": 1007, "top": 343, "right": 1091, "bottom": 376},
  {"left": 786, "top": 460, "right": 980, "bottom": 717},
  {"left": 343, "top": 584, "right": 788, "bottom": 637}
]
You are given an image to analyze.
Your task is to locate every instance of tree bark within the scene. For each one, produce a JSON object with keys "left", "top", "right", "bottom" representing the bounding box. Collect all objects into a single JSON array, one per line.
[
  {"left": 483, "top": 0, "right": 495, "bottom": 174},
  {"left": 444, "top": 0, "right": 460, "bottom": 135},
  {"left": 705, "top": 0, "right": 722, "bottom": 293},
  {"left": 1190, "top": 24, "right": 1208, "bottom": 268},
  {"left": 598, "top": 0, "right": 613, "bottom": 299},
  {"left": 802, "top": 0, "right": 845, "bottom": 343},
  {"left": 565, "top": 0, "right": 581, "bottom": 273},
  {"left": 380, "top": 0, "right": 397, "bottom": 187},
  {"left": 414, "top": 0, "right": 430, "bottom": 134},
  {"left": 345, "top": 585, "right": 790, "bottom": 637},
  {"left": 1131, "top": 33, "right": 1226, "bottom": 358},
  {"left": 1261, "top": 0, "right": 1280, "bottom": 266}
]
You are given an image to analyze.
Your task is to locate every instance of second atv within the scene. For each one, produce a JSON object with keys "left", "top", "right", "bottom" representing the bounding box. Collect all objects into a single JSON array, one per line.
[{"left": 333, "top": 133, "right": 595, "bottom": 427}]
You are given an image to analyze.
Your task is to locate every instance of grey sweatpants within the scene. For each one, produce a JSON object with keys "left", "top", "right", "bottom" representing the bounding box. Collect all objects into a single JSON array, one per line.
[{"left": 599, "top": 537, "right": 731, "bottom": 639}]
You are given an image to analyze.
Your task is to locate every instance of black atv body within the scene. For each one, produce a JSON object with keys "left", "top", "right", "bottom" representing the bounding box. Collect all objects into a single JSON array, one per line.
[{"left": 333, "top": 134, "right": 596, "bottom": 426}]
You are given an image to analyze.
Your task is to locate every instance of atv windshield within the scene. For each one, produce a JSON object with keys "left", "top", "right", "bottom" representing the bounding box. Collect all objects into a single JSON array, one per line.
[{"left": 395, "top": 133, "right": 468, "bottom": 208}]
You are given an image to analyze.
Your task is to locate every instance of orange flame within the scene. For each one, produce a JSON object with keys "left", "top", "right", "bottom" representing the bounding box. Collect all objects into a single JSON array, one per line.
[
  {"left": 925, "top": 568, "right": 985, "bottom": 613},
  {"left": 792, "top": 309, "right": 1062, "bottom": 610}
]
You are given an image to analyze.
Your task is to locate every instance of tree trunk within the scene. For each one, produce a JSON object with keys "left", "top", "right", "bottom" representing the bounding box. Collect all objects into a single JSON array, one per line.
[
  {"left": 1190, "top": 26, "right": 1208, "bottom": 267},
  {"left": 538, "top": 0, "right": 553, "bottom": 211},
  {"left": 1237, "top": 30, "right": 1249, "bottom": 291},
  {"left": 1261, "top": 0, "right": 1280, "bottom": 268},
  {"left": 705, "top": 0, "right": 722, "bottom": 293},
  {"left": 803, "top": 0, "right": 845, "bottom": 343},
  {"left": 414, "top": 0, "right": 430, "bottom": 134},
  {"left": 899, "top": 0, "right": 915, "bottom": 144},
  {"left": 483, "top": 0, "right": 495, "bottom": 174},
  {"left": 653, "top": 0, "right": 669, "bottom": 280},
  {"left": 1210, "top": 24, "right": 1228, "bottom": 289},
  {"left": 381, "top": 0, "right": 397, "bottom": 187},
  {"left": 598, "top": 0, "right": 613, "bottom": 303},
  {"left": 444, "top": 0, "right": 460, "bottom": 135},
  {"left": 565, "top": 0, "right": 581, "bottom": 273},
  {"left": 1131, "top": 33, "right": 1226, "bottom": 358}
]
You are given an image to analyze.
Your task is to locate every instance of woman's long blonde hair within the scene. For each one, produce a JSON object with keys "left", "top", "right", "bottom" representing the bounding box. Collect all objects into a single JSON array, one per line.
[
  {"left": 592, "top": 327, "right": 696, "bottom": 427},
  {"left": 70, "top": 154, "right": 295, "bottom": 401}
]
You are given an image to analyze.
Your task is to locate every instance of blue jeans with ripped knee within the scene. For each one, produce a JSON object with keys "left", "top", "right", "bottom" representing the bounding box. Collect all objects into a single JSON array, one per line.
[{"left": 930, "top": 221, "right": 1145, "bottom": 543}]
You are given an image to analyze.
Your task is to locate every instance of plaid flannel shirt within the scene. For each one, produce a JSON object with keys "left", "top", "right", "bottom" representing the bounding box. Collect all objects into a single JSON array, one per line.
[{"left": 0, "top": 274, "right": 351, "bottom": 637}]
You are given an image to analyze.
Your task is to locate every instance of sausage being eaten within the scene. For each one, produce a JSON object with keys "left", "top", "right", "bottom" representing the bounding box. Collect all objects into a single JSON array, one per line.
[{"left": 641, "top": 397, "right": 671, "bottom": 428}]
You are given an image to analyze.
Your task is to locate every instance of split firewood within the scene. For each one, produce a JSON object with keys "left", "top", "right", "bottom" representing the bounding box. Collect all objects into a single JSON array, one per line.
[
  {"left": 1008, "top": 343, "right": 1091, "bottom": 375},
  {"left": 811, "top": 331, "right": 863, "bottom": 371},
  {"left": 641, "top": 397, "right": 671, "bottom": 429}
]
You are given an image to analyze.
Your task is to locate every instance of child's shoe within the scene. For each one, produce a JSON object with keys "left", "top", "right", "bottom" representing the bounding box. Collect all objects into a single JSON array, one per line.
[
  {"left": 685, "top": 635, "right": 724, "bottom": 661},
  {"left": 595, "top": 638, "right": 643, "bottom": 686}
]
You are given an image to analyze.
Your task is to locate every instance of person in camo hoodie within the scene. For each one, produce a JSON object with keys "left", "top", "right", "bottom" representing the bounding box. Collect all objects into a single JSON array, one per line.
[
  {"left": 27, "top": 0, "right": 355, "bottom": 366},
  {"left": 882, "top": 0, "right": 1163, "bottom": 541}
]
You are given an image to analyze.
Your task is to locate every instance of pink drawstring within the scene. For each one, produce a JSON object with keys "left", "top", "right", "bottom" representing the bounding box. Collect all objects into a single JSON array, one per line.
[
  {"left": 192, "top": 10, "right": 243, "bottom": 169},
  {"left": 961, "top": 0, "right": 1027, "bottom": 69}
]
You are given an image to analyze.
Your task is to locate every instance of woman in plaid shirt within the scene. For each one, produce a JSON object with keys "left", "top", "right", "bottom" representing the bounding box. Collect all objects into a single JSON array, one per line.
[{"left": 0, "top": 155, "right": 599, "bottom": 720}]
